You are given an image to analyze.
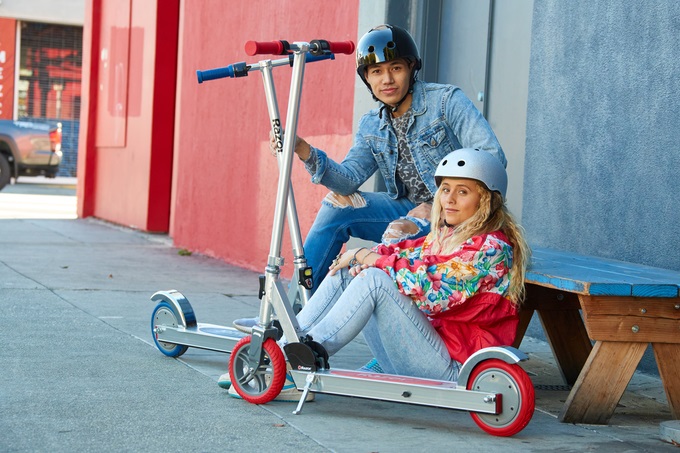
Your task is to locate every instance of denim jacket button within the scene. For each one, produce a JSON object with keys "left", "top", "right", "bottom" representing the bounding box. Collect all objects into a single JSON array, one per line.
[{"left": 430, "top": 138, "right": 437, "bottom": 146}]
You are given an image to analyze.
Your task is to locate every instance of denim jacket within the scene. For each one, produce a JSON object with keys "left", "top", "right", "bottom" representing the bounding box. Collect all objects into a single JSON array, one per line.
[{"left": 304, "top": 80, "right": 506, "bottom": 199}]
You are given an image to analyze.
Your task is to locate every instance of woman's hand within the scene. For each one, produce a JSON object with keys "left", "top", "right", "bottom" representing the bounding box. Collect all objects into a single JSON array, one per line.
[
  {"left": 327, "top": 249, "right": 354, "bottom": 276},
  {"left": 328, "top": 248, "right": 376, "bottom": 276},
  {"left": 349, "top": 263, "right": 371, "bottom": 277}
]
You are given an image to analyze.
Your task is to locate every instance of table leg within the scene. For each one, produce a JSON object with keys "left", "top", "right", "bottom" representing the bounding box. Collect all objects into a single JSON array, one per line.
[
  {"left": 512, "top": 308, "right": 534, "bottom": 349},
  {"left": 652, "top": 342, "right": 680, "bottom": 419},
  {"left": 524, "top": 285, "right": 591, "bottom": 385},
  {"left": 537, "top": 307, "right": 592, "bottom": 385},
  {"left": 559, "top": 340, "right": 647, "bottom": 424}
]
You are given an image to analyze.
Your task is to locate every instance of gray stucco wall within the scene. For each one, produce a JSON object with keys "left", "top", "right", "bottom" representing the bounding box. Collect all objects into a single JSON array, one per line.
[{"left": 522, "top": 1, "right": 680, "bottom": 271}]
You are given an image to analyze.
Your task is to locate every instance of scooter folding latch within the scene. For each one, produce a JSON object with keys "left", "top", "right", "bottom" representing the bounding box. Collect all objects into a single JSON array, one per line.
[
  {"left": 297, "top": 266, "right": 313, "bottom": 291},
  {"left": 258, "top": 275, "right": 266, "bottom": 299},
  {"left": 292, "top": 374, "right": 315, "bottom": 415}
]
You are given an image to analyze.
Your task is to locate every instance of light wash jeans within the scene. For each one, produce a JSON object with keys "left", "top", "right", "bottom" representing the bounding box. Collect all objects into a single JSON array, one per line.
[
  {"left": 292, "top": 266, "right": 460, "bottom": 381},
  {"left": 303, "top": 191, "right": 430, "bottom": 293}
]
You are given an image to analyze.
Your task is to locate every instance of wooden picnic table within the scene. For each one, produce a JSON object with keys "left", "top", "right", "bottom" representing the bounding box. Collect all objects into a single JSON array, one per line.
[{"left": 513, "top": 246, "right": 680, "bottom": 424}]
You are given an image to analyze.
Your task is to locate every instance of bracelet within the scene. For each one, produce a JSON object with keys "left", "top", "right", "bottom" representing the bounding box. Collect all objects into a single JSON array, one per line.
[
  {"left": 358, "top": 248, "right": 372, "bottom": 264},
  {"left": 349, "top": 247, "right": 366, "bottom": 267}
]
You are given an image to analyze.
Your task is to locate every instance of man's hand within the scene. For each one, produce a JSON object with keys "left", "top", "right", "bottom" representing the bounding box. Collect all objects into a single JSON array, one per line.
[
  {"left": 269, "top": 130, "right": 311, "bottom": 160},
  {"left": 407, "top": 202, "right": 432, "bottom": 219},
  {"left": 381, "top": 203, "right": 432, "bottom": 243}
]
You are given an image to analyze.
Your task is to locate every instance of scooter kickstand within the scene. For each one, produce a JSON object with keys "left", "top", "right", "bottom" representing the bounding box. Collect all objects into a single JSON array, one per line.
[{"left": 292, "top": 373, "right": 315, "bottom": 415}]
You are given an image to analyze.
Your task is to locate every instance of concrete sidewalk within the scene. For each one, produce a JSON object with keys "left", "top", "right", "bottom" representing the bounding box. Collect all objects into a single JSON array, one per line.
[
  {"left": 1, "top": 217, "right": 677, "bottom": 452},
  {"left": 13, "top": 176, "right": 78, "bottom": 188}
]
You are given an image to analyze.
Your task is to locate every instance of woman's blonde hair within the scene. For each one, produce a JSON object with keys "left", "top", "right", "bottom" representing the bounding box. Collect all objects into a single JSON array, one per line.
[{"left": 428, "top": 180, "right": 530, "bottom": 305}]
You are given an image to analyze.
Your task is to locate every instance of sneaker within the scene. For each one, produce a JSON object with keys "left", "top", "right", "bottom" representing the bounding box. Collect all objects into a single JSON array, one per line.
[
  {"left": 227, "top": 367, "right": 314, "bottom": 403},
  {"left": 217, "top": 372, "right": 231, "bottom": 389},
  {"left": 358, "top": 358, "right": 384, "bottom": 373},
  {"left": 232, "top": 316, "right": 260, "bottom": 334}
]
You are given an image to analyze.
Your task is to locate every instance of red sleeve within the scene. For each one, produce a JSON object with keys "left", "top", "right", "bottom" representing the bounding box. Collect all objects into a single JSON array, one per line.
[{"left": 374, "top": 236, "right": 427, "bottom": 269}]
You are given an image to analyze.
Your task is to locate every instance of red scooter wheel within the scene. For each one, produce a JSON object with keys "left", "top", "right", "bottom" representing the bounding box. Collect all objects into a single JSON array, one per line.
[
  {"left": 466, "top": 359, "right": 535, "bottom": 436},
  {"left": 229, "top": 336, "right": 287, "bottom": 404}
]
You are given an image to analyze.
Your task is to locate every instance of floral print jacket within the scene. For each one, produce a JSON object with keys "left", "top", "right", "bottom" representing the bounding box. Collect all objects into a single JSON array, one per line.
[
  {"left": 373, "top": 230, "right": 512, "bottom": 311},
  {"left": 373, "top": 230, "right": 519, "bottom": 362}
]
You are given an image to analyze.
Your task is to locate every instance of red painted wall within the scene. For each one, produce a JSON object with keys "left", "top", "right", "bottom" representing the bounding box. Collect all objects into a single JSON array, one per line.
[
  {"left": 171, "top": 1, "right": 359, "bottom": 276},
  {"left": 79, "top": 0, "right": 359, "bottom": 277},
  {"left": 78, "top": 0, "right": 178, "bottom": 231},
  {"left": 0, "top": 18, "right": 17, "bottom": 119}
]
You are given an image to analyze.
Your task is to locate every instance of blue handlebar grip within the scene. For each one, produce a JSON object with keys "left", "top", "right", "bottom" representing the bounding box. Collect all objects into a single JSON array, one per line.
[{"left": 196, "top": 65, "right": 236, "bottom": 83}]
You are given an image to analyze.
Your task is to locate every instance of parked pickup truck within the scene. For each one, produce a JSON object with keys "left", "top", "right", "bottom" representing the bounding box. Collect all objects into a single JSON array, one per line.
[{"left": 0, "top": 120, "right": 63, "bottom": 191}]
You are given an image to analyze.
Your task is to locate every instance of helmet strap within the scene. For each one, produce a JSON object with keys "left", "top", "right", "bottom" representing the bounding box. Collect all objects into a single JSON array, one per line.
[
  {"left": 390, "top": 85, "right": 414, "bottom": 112},
  {"left": 377, "top": 85, "right": 414, "bottom": 118}
]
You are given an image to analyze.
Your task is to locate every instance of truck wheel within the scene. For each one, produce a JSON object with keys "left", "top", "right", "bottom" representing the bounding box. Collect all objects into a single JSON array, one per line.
[{"left": 0, "top": 154, "right": 10, "bottom": 190}]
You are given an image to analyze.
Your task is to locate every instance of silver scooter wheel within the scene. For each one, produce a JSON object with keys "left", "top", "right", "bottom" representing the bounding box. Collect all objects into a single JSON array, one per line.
[{"left": 151, "top": 302, "right": 189, "bottom": 357}]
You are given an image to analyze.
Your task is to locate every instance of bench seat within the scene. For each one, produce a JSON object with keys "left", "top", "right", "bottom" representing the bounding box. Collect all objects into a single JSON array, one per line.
[{"left": 529, "top": 247, "right": 680, "bottom": 297}]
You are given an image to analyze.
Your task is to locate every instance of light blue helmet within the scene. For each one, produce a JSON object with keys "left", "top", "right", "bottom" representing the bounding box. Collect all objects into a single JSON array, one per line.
[{"left": 435, "top": 148, "right": 508, "bottom": 198}]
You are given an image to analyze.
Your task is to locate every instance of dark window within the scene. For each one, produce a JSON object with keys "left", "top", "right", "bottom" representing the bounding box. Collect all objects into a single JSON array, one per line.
[{"left": 18, "top": 22, "right": 83, "bottom": 121}]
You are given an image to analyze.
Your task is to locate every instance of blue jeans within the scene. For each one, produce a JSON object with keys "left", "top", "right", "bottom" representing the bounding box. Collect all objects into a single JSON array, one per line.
[
  {"left": 303, "top": 191, "right": 430, "bottom": 293},
  {"left": 293, "top": 267, "right": 460, "bottom": 381}
]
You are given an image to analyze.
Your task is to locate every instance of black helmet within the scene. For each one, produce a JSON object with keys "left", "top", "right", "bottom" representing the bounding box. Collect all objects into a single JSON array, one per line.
[{"left": 356, "top": 24, "right": 422, "bottom": 89}]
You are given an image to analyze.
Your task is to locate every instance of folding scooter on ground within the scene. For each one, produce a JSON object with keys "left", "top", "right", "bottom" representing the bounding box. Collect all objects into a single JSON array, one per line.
[{"left": 150, "top": 38, "right": 535, "bottom": 437}]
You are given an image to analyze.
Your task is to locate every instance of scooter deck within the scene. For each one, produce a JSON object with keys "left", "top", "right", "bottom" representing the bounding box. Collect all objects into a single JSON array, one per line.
[
  {"left": 156, "top": 322, "right": 247, "bottom": 353},
  {"left": 289, "top": 368, "right": 501, "bottom": 414}
]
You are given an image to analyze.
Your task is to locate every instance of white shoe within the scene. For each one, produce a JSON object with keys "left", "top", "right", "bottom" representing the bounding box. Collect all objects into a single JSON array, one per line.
[{"left": 217, "top": 372, "right": 231, "bottom": 389}]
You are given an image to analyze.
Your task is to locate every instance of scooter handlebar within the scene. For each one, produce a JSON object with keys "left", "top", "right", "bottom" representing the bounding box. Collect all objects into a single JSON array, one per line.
[
  {"left": 196, "top": 53, "right": 335, "bottom": 83},
  {"left": 245, "top": 39, "right": 355, "bottom": 56}
]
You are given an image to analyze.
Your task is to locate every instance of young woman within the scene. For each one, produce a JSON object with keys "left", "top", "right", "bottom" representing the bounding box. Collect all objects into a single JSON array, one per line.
[
  {"left": 282, "top": 148, "right": 529, "bottom": 382},
  {"left": 225, "top": 148, "right": 528, "bottom": 400}
]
